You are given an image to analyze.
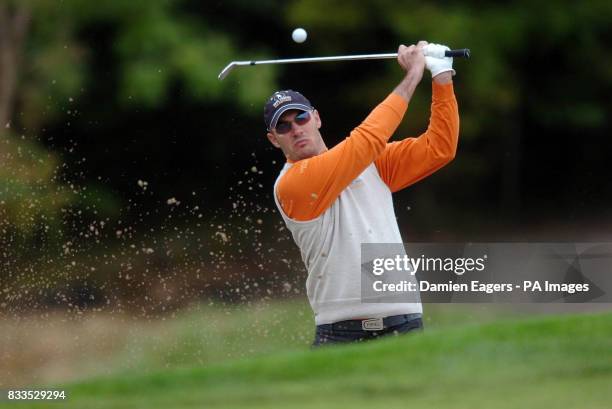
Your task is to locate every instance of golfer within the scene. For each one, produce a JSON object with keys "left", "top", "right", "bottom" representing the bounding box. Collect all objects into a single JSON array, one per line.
[{"left": 264, "top": 41, "right": 459, "bottom": 345}]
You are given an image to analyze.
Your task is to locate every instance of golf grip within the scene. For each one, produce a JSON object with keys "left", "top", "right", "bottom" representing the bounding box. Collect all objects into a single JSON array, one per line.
[{"left": 445, "top": 49, "right": 470, "bottom": 58}]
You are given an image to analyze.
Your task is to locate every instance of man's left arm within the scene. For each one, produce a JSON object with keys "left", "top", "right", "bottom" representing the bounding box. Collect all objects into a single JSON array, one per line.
[{"left": 374, "top": 76, "right": 459, "bottom": 192}]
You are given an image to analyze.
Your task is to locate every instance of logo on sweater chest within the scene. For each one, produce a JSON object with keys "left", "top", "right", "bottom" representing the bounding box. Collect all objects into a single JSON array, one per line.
[{"left": 349, "top": 177, "right": 364, "bottom": 188}]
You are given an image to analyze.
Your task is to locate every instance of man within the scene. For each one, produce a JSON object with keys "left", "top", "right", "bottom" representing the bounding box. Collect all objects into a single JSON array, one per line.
[{"left": 264, "top": 41, "right": 459, "bottom": 345}]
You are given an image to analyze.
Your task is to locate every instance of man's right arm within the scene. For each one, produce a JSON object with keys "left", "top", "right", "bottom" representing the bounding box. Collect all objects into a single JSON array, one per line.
[
  {"left": 276, "top": 92, "right": 406, "bottom": 221},
  {"left": 392, "top": 66, "right": 423, "bottom": 103},
  {"left": 276, "top": 44, "right": 427, "bottom": 221}
]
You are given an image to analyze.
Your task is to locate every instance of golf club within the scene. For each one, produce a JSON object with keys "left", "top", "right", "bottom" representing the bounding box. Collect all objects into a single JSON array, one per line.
[{"left": 218, "top": 48, "right": 470, "bottom": 80}]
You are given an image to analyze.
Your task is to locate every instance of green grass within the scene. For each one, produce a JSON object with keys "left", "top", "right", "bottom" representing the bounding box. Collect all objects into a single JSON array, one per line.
[
  {"left": 0, "top": 299, "right": 525, "bottom": 388},
  {"left": 111, "top": 299, "right": 315, "bottom": 371},
  {"left": 114, "top": 301, "right": 525, "bottom": 371},
  {"left": 7, "top": 311, "right": 612, "bottom": 409}
]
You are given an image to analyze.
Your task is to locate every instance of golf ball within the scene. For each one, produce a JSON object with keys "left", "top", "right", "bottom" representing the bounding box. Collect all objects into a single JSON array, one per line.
[{"left": 292, "top": 28, "right": 307, "bottom": 43}]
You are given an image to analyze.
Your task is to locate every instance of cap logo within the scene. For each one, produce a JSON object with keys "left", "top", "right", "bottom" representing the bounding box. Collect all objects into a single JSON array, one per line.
[{"left": 272, "top": 93, "right": 292, "bottom": 108}]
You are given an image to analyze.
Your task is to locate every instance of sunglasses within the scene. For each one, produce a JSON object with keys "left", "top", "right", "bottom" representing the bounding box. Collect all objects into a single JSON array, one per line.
[{"left": 274, "top": 111, "right": 312, "bottom": 134}]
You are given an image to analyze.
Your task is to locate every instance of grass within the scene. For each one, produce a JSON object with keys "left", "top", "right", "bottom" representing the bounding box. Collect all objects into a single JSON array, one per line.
[
  {"left": 1, "top": 298, "right": 526, "bottom": 387},
  {"left": 5, "top": 310, "right": 612, "bottom": 409},
  {"left": 0, "top": 299, "right": 313, "bottom": 387}
]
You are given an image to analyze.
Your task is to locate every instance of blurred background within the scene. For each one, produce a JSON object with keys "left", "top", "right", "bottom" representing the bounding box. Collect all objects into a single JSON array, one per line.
[{"left": 1, "top": 0, "right": 611, "bottom": 390}]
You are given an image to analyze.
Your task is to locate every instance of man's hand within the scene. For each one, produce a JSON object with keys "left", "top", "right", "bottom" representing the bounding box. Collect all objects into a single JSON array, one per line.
[
  {"left": 393, "top": 41, "right": 427, "bottom": 102},
  {"left": 424, "top": 43, "right": 456, "bottom": 78},
  {"left": 397, "top": 41, "right": 427, "bottom": 77}
]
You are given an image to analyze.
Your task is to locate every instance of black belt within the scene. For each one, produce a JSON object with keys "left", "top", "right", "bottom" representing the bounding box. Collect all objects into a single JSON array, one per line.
[{"left": 318, "top": 313, "right": 422, "bottom": 332}]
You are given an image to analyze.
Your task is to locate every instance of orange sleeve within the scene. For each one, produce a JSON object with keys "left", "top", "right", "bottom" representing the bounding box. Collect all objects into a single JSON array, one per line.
[
  {"left": 276, "top": 93, "right": 408, "bottom": 221},
  {"left": 374, "top": 82, "right": 459, "bottom": 192}
]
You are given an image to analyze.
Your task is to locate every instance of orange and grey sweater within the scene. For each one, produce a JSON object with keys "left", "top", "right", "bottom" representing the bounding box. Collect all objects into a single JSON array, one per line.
[{"left": 273, "top": 82, "right": 459, "bottom": 325}]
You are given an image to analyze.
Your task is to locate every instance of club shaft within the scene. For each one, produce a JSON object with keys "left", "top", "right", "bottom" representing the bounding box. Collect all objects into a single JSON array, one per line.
[
  {"left": 250, "top": 53, "right": 398, "bottom": 66},
  {"left": 218, "top": 49, "right": 470, "bottom": 80},
  {"left": 252, "top": 49, "right": 469, "bottom": 65}
]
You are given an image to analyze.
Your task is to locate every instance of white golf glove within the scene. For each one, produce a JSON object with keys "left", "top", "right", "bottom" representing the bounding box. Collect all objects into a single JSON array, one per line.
[{"left": 423, "top": 43, "right": 456, "bottom": 77}]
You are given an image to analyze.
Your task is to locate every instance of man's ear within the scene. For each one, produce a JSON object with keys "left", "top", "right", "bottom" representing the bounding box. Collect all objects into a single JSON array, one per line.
[
  {"left": 266, "top": 132, "right": 281, "bottom": 148},
  {"left": 313, "top": 109, "right": 322, "bottom": 129}
]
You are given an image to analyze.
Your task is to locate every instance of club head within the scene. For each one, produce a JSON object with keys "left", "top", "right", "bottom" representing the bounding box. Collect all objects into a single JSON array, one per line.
[{"left": 218, "top": 62, "right": 237, "bottom": 80}]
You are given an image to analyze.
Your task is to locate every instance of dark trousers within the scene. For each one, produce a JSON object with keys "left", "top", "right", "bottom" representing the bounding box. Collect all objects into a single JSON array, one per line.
[{"left": 312, "top": 314, "right": 423, "bottom": 347}]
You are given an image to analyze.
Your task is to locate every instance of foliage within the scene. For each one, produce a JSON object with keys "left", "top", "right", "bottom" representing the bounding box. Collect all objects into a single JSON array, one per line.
[{"left": 1, "top": 0, "right": 278, "bottom": 246}]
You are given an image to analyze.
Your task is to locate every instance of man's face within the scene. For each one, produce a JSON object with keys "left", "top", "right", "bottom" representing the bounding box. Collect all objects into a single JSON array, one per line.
[{"left": 266, "top": 109, "right": 326, "bottom": 161}]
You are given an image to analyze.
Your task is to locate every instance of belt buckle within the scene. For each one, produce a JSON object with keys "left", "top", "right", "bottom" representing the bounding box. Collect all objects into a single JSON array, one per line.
[{"left": 361, "top": 318, "right": 384, "bottom": 331}]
